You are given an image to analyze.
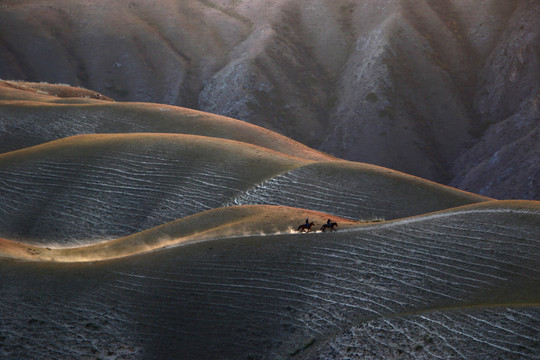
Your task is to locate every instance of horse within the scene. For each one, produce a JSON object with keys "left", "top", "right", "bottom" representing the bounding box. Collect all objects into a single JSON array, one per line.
[
  {"left": 297, "top": 221, "right": 315, "bottom": 233},
  {"left": 320, "top": 221, "right": 338, "bottom": 232}
]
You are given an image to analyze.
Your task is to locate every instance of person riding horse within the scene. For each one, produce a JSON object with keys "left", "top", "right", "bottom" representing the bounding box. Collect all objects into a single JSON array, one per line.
[
  {"left": 297, "top": 218, "right": 315, "bottom": 233},
  {"left": 321, "top": 219, "right": 338, "bottom": 232}
]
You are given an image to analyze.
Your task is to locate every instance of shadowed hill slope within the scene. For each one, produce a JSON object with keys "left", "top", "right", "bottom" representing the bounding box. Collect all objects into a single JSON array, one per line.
[
  {"left": 229, "top": 160, "right": 489, "bottom": 221},
  {"left": 0, "top": 205, "right": 362, "bottom": 262},
  {"left": 0, "top": 200, "right": 538, "bottom": 359},
  {"left": 1, "top": 0, "right": 538, "bottom": 199},
  {"left": 0, "top": 133, "right": 488, "bottom": 243},
  {"left": 0, "top": 133, "right": 310, "bottom": 243},
  {"left": 0, "top": 80, "right": 333, "bottom": 161},
  {"left": 299, "top": 306, "right": 540, "bottom": 359}
]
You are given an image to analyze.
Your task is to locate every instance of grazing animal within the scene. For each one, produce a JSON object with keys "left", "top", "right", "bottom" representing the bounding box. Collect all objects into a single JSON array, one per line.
[
  {"left": 320, "top": 221, "right": 338, "bottom": 232},
  {"left": 297, "top": 221, "right": 315, "bottom": 233}
]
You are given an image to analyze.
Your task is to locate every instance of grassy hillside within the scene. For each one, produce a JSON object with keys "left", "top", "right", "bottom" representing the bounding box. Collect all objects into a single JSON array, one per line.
[
  {"left": 0, "top": 133, "right": 311, "bottom": 242},
  {"left": 0, "top": 205, "right": 362, "bottom": 262},
  {"left": 0, "top": 132, "right": 489, "bottom": 243},
  {"left": 0, "top": 80, "right": 113, "bottom": 101},
  {"left": 0, "top": 80, "right": 334, "bottom": 161},
  {"left": 0, "top": 200, "right": 538, "bottom": 359},
  {"left": 229, "top": 160, "right": 490, "bottom": 220},
  {"left": 0, "top": 76, "right": 536, "bottom": 358}
]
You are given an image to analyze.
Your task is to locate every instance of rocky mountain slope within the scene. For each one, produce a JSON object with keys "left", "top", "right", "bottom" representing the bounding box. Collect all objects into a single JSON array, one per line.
[
  {"left": 1, "top": 0, "right": 538, "bottom": 199},
  {"left": 0, "top": 0, "right": 540, "bottom": 199}
]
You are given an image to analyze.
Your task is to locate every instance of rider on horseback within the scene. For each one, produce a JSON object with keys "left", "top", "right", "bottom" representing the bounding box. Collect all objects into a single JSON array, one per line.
[
  {"left": 298, "top": 218, "right": 314, "bottom": 233},
  {"left": 321, "top": 218, "right": 338, "bottom": 232}
]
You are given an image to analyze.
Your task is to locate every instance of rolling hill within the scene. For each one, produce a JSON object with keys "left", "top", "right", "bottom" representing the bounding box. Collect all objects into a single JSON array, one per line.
[
  {"left": 0, "top": 204, "right": 363, "bottom": 262},
  {"left": 1, "top": 0, "right": 538, "bottom": 199},
  {"left": 0, "top": 131, "right": 488, "bottom": 244},
  {"left": 0, "top": 80, "right": 332, "bottom": 161},
  {"left": 0, "top": 201, "right": 538, "bottom": 359},
  {"left": 0, "top": 61, "right": 538, "bottom": 359}
]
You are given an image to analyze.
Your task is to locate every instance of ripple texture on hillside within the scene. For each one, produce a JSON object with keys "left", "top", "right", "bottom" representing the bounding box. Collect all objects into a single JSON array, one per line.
[
  {"left": 0, "top": 202, "right": 538, "bottom": 359},
  {"left": 228, "top": 162, "right": 487, "bottom": 220},
  {"left": 301, "top": 307, "right": 540, "bottom": 359},
  {"left": 0, "top": 135, "right": 303, "bottom": 244}
]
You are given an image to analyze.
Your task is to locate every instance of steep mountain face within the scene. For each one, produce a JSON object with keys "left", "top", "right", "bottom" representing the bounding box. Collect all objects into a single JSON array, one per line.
[{"left": 1, "top": 0, "right": 538, "bottom": 199}]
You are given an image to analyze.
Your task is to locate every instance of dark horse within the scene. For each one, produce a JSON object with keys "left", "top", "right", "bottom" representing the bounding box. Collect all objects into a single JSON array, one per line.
[
  {"left": 320, "top": 221, "right": 338, "bottom": 232},
  {"left": 297, "top": 222, "right": 315, "bottom": 233}
]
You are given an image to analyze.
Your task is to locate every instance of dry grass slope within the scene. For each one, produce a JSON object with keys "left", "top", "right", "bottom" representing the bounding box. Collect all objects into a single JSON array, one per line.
[
  {"left": 0, "top": 200, "right": 538, "bottom": 359},
  {"left": 0, "top": 133, "right": 312, "bottom": 243},
  {"left": 0, "top": 132, "right": 490, "bottom": 244},
  {"left": 0, "top": 80, "right": 113, "bottom": 101},
  {"left": 0, "top": 80, "right": 333, "bottom": 161},
  {"left": 0, "top": 205, "right": 362, "bottom": 262},
  {"left": 229, "top": 160, "right": 490, "bottom": 220}
]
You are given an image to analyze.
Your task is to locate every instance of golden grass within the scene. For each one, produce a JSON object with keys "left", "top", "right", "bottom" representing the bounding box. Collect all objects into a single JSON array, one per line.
[
  {"left": 0, "top": 132, "right": 312, "bottom": 171},
  {"left": 0, "top": 205, "right": 361, "bottom": 262},
  {"left": 0, "top": 86, "right": 334, "bottom": 161},
  {"left": 2, "top": 200, "right": 537, "bottom": 263},
  {"left": 0, "top": 80, "right": 113, "bottom": 101}
]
